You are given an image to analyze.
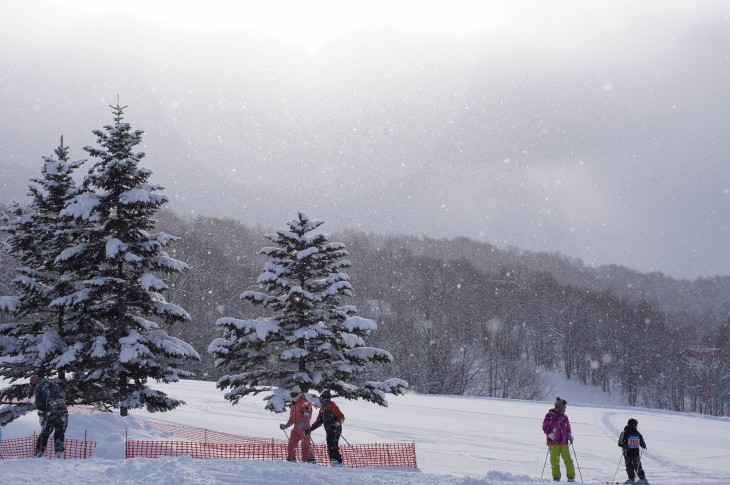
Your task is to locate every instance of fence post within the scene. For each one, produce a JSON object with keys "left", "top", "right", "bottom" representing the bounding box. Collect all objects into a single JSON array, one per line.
[
  {"left": 84, "top": 430, "right": 88, "bottom": 459},
  {"left": 125, "top": 427, "right": 128, "bottom": 459}
]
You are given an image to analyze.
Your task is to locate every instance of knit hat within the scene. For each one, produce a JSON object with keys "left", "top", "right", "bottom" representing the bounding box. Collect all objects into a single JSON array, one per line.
[
  {"left": 554, "top": 397, "right": 567, "bottom": 409},
  {"left": 320, "top": 390, "right": 332, "bottom": 400},
  {"left": 627, "top": 418, "right": 638, "bottom": 427}
]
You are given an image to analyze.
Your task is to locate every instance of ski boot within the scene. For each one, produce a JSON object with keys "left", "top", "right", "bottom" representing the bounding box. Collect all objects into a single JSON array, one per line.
[{"left": 55, "top": 451, "right": 63, "bottom": 458}]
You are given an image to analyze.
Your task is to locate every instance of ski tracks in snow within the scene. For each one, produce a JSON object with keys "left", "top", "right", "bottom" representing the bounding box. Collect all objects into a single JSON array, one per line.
[{"left": 598, "top": 410, "right": 729, "bottom": 485}]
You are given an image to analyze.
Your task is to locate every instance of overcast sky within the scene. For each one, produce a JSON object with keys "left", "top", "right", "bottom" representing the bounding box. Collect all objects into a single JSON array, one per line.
[{"left": 1, "top": 0, "right": 728, "bottom": 280}]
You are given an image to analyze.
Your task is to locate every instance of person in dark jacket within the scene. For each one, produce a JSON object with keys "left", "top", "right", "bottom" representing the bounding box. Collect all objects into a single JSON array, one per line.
[
  {"left": 618, "top": 418, "right": 649, "bottom": 484},
  {"left": 30, "top": 374, "right": 68, "bottom": 458},
  {"left": 308, "top": 390, "right": 345, "bottom": 466},
  {"left": 542, "top": 397, "right": 575, "bottom": 482}
]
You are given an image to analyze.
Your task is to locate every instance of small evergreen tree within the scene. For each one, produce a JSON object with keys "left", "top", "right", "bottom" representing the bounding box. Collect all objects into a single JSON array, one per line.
[
  {"left": 53, "top": 102, "right": 199, "bottom": 416},
  {"left": 0, "top": 138, "right": 85, "bottom": 423},
  {"left": 210, "top": 211, "right": 407, "bottom": 412}
]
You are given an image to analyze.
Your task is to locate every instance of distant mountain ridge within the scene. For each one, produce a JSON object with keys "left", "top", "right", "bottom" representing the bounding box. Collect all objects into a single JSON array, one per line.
[{"left": 380, "top": 233, "right": 730, "bottom": 327}]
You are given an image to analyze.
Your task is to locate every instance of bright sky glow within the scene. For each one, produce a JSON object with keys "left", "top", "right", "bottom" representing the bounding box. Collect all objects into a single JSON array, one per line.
[
  {"left": 1, "top": 0, "right": 729, "bottom": 279},
  {"left": 39, "top": 0, "right": 506, "bottom": 53}
]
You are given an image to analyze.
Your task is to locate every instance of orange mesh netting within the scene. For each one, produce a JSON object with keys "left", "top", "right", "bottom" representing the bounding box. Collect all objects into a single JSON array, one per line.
[
  {"left": 125, "top": 438, "right": 417, "bottom": 467},
  {"left": 3, "top": 406, "right": 416, "bottom": 467},
  {"left": 130, "top": 417, "right": 416, "bottom": 467},
  {"left": 0, "top": 435, "right": 96, "bottom": 460}
]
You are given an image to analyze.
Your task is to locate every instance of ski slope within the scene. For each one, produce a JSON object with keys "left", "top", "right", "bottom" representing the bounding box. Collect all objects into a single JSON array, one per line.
[{"left": 1, "top": 378, "right": 728, "bottom": 484}]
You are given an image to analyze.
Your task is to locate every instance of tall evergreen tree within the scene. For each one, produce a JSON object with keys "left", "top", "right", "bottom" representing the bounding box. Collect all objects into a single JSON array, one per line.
[
  {"left": 0, "top": 138, "right": 85, "bottom": 423},
  {"left": 210, "top": 212, "right": 407, "bottom": 412},
  {"left": 53, "top": 103, "right": 199, "bottom": 416}
]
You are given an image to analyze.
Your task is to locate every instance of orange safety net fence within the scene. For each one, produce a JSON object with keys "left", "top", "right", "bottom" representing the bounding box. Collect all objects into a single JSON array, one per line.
[
  {"left": 126, "top": 439, "right": 417, "bottom": 467},
  {"left": 0, "top": 407, "right": 415, "bottom": 466},
  {"left": 0, "top": 434, "right": 97, "bottom": 460},
  {"left": 130, "top": 417, "right": 416, "bottom": 467}
]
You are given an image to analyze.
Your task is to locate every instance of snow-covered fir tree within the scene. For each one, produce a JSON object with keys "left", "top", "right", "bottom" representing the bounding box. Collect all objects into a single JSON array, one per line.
[
  {"left": 0, "top": 137, "right": 85, "bottom": 423},
  {"left": 210, "top": 211, "right": 407, "bottom": 412},
  {"left": 51, "top": 103, "right": 199, "bottom": 416}
]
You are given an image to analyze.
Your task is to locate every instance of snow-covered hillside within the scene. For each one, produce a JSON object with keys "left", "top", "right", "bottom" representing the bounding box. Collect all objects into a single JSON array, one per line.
[{"left": 1, "top": 378, "right": 728, "bottom": 484}]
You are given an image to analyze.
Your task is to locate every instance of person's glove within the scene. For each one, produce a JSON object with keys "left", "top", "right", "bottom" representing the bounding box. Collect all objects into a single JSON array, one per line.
[
  {"left": 38, "top": 412, "right": 46, "bottom": 426},
  {"left": 279, "top": 423, "right": 288, "bottom": 430},
  {"left": 304, "top": 428, "right": 310, "bottom": 435},
  {"left": 569, "top": 435, "right": 574, "bottom": 444},
  {"left": 547, "top": 432, "right": 555, "bottom": 440}
]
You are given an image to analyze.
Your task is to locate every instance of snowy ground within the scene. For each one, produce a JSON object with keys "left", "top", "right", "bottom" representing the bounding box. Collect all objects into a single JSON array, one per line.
[{"left": 1, "top": 376, "right": 729, "bottom": 485}]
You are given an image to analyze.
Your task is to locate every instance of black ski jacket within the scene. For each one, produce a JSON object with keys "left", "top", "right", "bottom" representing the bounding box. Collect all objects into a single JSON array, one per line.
[
  {"left": 35, "top": 379, "right": 68, "bottom": 416},
  {"left": 618, "top": 426, "right": 646, "bottom": 452}
]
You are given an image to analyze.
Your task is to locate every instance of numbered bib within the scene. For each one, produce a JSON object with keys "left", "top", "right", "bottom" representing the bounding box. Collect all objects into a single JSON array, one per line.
[{"left": 627, "top": 435, "right": 641, "bottom": 449}]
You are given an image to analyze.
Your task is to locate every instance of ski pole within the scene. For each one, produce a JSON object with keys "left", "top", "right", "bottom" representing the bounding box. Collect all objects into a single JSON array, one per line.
[
  {"left": 570, "top": 441, "right": 584, "bottom": 483},
  {"left": 340, "top": 433, "right": 360, "bottom": 467},
  {"left": 307, "top": 431, "right": 318, "bottom": 464},
  {"left": 635, "top": 449, "right": 645, "bottom": 481},
  {"left": 612, "top": 452, "right": 624, "bottom": 483},
  {"left": 281, "top": 428, "right": 302, "bottom": 462},
  {"left": 541, "top": 447, "right": 549, "bottom": 478}
]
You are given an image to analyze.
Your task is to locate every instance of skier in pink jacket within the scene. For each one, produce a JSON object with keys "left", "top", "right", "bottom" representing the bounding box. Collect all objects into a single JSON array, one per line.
[
  {"left": 542, "top": 397, "right": 575, "bottom": 482},
  {"left": 279, "top": 385, "right": 315, "bottom": 463}
]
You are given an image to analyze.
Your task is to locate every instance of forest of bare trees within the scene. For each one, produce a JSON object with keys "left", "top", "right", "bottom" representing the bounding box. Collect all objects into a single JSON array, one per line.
[{"left": 2, "top": 207, "right": 729, "bottom": 415}]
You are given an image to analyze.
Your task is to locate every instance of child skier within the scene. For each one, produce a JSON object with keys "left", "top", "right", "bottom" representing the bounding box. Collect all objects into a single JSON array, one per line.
[
  {"left": 308, "top": 390, "right": 345, "bottom": 466},
  {"left": 618, "top": 418, "right": 649, "bottom": 484}
]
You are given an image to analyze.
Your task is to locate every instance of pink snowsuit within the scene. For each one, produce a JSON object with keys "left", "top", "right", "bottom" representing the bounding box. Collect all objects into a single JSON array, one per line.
[{"left": 285, "top": 397, "right": 314, "bottom": 461}]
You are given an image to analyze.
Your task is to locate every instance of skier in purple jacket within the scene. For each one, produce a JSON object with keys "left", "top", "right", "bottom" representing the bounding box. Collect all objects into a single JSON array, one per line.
[{"left": 542, "top": 397, "right": 575, "bottom": 482}]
